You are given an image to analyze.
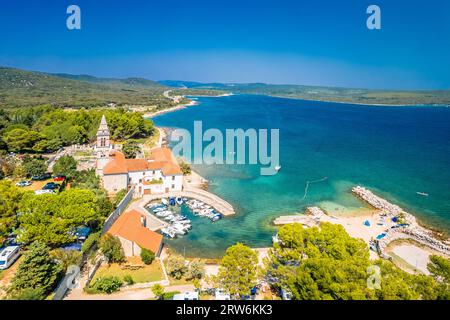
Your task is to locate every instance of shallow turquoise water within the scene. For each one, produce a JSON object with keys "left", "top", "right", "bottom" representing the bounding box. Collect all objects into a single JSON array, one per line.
[{"left": 152, "top": 94, "right": 450, "bottom": 258}]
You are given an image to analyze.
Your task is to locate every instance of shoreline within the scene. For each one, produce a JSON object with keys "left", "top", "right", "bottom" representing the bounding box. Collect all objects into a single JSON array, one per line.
[
  {"left": 143, "top": 99, "right": 199, "bottom": 118},
  {"left": 264, "top": 93, "right": 450, "bottom": 107},
  {"left": 143, "top": 92, "right": 233, "bottom": 119},
  {"left": 274, "top": 187, "right": 449, "bottom": 272}
]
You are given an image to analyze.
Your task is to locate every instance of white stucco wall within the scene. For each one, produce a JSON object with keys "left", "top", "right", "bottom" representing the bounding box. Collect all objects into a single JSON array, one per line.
[
  {"left": 163, "top": 174, "right": 183, "bottom": 191},
  {"left": 103, "top": 173, "right": 128, "bottom": 194}
]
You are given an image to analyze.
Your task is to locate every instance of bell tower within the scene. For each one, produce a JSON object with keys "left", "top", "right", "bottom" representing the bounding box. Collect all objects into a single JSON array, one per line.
[
  {"left": 95, "top": 115, "right": 111, "bottom": 176},
  {"left": 96, "top": 115, "right": 110, "bottom": 149}
]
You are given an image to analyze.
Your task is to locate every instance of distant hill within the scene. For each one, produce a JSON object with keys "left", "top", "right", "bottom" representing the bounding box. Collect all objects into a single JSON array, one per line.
[
  {"left": 0, "top": 67, "right": 172, "bottom": 108},
  {"left": 160, "top": 80, "right": 450, "bottom": 106},
  {"left": 52, "top": 73, "right": 163, "bottom": 88}
]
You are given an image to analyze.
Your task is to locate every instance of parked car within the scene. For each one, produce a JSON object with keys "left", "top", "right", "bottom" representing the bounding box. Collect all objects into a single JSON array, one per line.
[
  {"left": 35, "top": 189, "right": 56, "bottom": 195},
  {"left": 42, "top": 182, "right": 60, "bottom": 190},
  {"left": 31, "top": 173, "right": 52, "bottom": 181},
  {"left": 53, "top": 175, "right": 66, "bottom": 182},
  {"left": 15, "top": 180, "right": 32, "bottom": 187}
]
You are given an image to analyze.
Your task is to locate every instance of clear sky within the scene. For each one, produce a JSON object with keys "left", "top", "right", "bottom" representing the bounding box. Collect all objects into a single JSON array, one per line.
[{"left": 0, "top": 0, "right": 449, "bottom": 89}]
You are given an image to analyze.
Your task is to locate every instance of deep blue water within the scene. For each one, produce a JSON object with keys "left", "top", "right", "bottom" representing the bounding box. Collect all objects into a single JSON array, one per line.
[{"left": 152, "top": 94, "right": 450, "bottom": 258}]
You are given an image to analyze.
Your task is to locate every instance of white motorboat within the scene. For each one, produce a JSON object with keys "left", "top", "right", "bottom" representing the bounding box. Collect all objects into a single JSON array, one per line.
[
  {"left": 161, "top": 198, "right": 169, "bottom": 205},
  {"left": 168, "top": 226, "right": 186, "bottom": 235},
  {"left": 161, "top": 228, "right": 176, "bottom": 238},
  {"left": 176, "top": 196, "right": 183, "bottom": 205}
]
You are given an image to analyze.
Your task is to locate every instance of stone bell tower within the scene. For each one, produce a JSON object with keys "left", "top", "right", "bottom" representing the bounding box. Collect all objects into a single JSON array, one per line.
[
  {"left": 97, "top": 115, "right": 110, "bottom": 149},
  {"left": 95, "top": 115, "right": 112, "bottom": 176}
]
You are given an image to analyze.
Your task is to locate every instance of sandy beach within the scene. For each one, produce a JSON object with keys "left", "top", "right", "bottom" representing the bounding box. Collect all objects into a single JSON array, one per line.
[{"left": 143, "top": 99, "right": 199, "bottom": 118}]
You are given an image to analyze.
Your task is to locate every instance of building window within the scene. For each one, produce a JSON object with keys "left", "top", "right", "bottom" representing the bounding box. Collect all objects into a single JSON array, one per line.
[
  {"left": 172, "top": 184, "right": 175, "bottom": 189},
  {"left": 172, "top": 176, "right": 175, "bottom": 181}
]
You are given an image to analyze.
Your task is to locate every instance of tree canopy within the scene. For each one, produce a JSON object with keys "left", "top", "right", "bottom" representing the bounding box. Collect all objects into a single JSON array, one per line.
[
  {"left": 1, "top": 107, "right": 154, "bottom": 153},
  {"left": 217, "top": 243, "right": 258, "bottom": 297},
  {"left": 9, "top": 242, "right": 63, "bottom": 299},
  {"left": 0, "top": 180, "right": 23, "bottom": 243},
  {"left": 266, "top": 222, "right": 447, "bottom": 300},
  {"left": 17, "top": 189, "right": 102, "bottom": 247},
  {"left": 53, "top": 155, "right": 77, "bottom": 179}
]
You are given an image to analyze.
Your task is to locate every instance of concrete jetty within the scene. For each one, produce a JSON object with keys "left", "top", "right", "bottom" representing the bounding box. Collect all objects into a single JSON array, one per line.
[
  {"left": 273, "top": 207, "right": 326, "bottom": 227},
  {"left": 135, "top": 186, "right": 235, "bottom": 218}
]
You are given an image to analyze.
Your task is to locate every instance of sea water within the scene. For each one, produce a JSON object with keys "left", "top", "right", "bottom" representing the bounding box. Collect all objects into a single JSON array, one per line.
[{"left": 152, "top": 94, "right": 450, "bottom": 257}]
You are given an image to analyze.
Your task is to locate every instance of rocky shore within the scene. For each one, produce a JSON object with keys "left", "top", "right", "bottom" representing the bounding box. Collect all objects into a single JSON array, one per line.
[{"left": 352, "top": 186, "right": 450, "bottom": 257}]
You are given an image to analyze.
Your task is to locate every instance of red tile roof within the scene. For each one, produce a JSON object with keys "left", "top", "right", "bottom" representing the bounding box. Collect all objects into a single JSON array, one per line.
[
  {"left": 108, "top": 209, "right": 163, "bottom": 254},
  {"left": 103, "top": 147, "right": 182, "bottom": 176}
]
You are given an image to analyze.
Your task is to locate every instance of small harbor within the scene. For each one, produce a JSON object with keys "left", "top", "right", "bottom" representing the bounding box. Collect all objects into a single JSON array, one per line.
[{"left": 145, "top": 196, "right": 225, "bottom": 239}]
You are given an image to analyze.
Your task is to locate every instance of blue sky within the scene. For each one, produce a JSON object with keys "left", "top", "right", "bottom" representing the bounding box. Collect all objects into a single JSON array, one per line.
[{"left": 0, "top": 0, "right": 449, "bottom": 89}]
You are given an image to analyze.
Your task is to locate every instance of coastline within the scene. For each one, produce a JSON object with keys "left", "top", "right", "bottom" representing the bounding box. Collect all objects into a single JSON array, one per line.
[
  {"left": 143, "top": 99, "right": 199, "bottom": 118},
  {"left": 265, "top": 93, "right": 450, "bottom": 107},
  {"left": 147, "top": 92, "right": 450, "bottom": 265},
  {"left": 274, "top": 188, "right": 450, "bottom": 273}
]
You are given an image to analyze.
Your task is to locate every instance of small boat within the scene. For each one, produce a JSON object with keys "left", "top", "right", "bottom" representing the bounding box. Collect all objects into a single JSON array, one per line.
[
  {"left": 210, "top": 214, "right": 222, "bottom": 222},
  {"left": 169, "top": 225, "right": 186, "bottom": 235},
  {"left": 161, "top": 228, "right": 176, "bottom": 238},
  {"left": 161, "top": 198, "right": 169, "bottom": 205},
  {"left": 274, "top": 165, "right": 281, "bottom": 171},
  {"left": 169, "top": 197, "right": 176, "bottom": 206},
  {"left": 416, "top": 192, "right": 429, "bottom": 197},
  {"left": 176, "top": 197, "right": 183, "bottom": 205}
]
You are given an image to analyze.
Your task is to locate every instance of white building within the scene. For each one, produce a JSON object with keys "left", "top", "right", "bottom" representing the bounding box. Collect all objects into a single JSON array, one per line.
[{"left": 95, "top": 115, "right": 183, "bottom": 196}]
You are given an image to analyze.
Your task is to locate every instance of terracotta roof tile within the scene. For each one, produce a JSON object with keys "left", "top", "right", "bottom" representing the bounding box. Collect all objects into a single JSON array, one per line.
[
  {"left": 103, "top": 147, "right": 182, "bottom": 176},
  {"left": 108, "top": 209, "right": 163, "bottom": 254}
]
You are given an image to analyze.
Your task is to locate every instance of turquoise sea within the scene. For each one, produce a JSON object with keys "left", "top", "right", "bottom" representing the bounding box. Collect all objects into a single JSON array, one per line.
[{"left": 152, "top": 94, "right": 450, "bottom": 258}]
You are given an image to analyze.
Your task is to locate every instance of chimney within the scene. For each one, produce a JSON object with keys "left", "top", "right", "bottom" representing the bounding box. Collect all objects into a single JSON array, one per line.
[{"left": 140, "top": 215, "right": 146, "bottom": 228}]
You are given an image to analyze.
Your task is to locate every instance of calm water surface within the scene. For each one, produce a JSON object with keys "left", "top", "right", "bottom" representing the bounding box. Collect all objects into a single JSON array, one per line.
[{"left": 152, "top": 95, "right": 450, "bottom": 258}]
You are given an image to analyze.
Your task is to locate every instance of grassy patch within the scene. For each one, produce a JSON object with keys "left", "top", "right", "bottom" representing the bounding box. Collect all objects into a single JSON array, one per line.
[
  {"left": 91, "top": 257, "right": 165, "bottom": 284},
  {"left": 74, "top": 150, "right": 93, "bottom": 157}
]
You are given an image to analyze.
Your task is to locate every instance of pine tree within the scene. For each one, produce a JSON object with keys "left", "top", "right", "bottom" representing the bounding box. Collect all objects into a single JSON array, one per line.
[{"left": 9, "top": 242, "right": 63, "bottom": 299}]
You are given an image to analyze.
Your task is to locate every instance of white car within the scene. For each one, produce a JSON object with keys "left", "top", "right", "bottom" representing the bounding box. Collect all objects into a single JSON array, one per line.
[
  {"left": 34, "top": 189, "right": 56, "bottom": 195},
  {"left": 15, "top": 180, "right": 32, "bottom": 187}
]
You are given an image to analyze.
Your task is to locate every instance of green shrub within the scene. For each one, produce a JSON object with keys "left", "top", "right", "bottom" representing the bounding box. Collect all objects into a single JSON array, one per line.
[
  {"left": 99, "top": 234, "right": 125, "bottom": 263},
  {"left": 89, "top": 276, "right": 123, "bottom": 294},
  {"left": 82, "top": 231, "right": 101, "bottom": 253},
  {"left": 162, "top": 291, "right": 180, "bottom": 300},
  {"left": 50, "top": 248, "right": 82, "bottom": 272},
  {"left": 140, "top": 248, "right": 155, "bottom": 265},
  {"left": 123, "top": 275, "right": 135, "bottom": 286},
  {"left": 9, "top": 287, "right": 45, "bottom": 300},
  {"left": 167, "top": 254, "right": 187, "bottom": 280}
]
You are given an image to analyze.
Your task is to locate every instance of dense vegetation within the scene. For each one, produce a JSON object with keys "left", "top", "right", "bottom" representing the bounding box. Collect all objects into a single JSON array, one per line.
[
  {"left": 0, "top": 180, "right": 23, "bottom": 243},
  {"left": 0, "top": 164, "right": 114, "bottom": 247},
  {"left": 216, "top": 243, "right": 259, "bottom": 297},
  {"left": 0, "top": 106, "right": 154, "bottom": 153},
  {"left": 17, "top": 189, "right": 104, "bottom": 246},
  {"left": 162, "top": 80, "right": 450, "bottom": 106},
  {"left": 265, "top": 223, "right": 450, "bottom": 300},
  {"left": 0, "top": 67, "right": 177, "bottom": 108},
  {"left": 8, "top": 242, "right": 63, "bottom": 300}
]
